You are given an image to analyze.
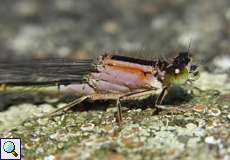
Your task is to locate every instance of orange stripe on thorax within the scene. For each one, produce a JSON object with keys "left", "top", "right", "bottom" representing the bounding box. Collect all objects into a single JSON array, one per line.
[
  {"left": 107, "top": 65, "right": 148, "bottom": 81},
  {"left": 101, "top": 58, "right": 156, "bottom": 74}
]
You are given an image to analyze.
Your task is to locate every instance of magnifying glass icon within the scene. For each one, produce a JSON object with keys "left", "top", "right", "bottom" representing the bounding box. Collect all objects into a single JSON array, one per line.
[{"left": 3, "top": 141, "right": 18, "bottom": 157}]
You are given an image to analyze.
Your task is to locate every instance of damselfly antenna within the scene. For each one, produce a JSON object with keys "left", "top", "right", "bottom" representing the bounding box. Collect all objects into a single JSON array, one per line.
[{"left": 187, "top": 39, "right": 192, "bottom": 57}]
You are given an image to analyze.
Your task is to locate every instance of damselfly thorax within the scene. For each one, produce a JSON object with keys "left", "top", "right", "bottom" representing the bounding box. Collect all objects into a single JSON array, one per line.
[{"left": 60, "top": 54, "right": 165, "bottom": 96}]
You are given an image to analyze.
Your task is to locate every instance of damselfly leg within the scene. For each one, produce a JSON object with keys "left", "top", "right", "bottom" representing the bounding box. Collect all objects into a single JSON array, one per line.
[
  {"left": 116, "top": 98, "right": 122, "bottom": 124},
  {"left": 154, "top": 87, "right": 169, "bottom": 114},
  {"left": 40, "top": 89, "right": 160, "bottom": 124},
  {"left": 46, "top": 95, "right": 89, "bottom": 117}
]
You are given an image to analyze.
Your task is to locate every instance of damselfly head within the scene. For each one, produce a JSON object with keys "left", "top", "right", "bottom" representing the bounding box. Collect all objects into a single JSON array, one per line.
[{"left": 163, "top": 52, "right": 199, "bottom": 86}]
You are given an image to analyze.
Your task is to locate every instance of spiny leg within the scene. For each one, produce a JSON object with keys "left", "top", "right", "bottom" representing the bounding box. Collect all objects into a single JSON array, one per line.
[
  {"left": 155, "top": 87, "right": 168, "bottom": 114},
  {"left": 116, "top": 98, "right": 122, "bottom": 124},
  {"left": 38, "top": 89, "right": 158, "bottom": 122},
  {"left": 116, "top": 89, "right": 159, "bottom": 122},
  {"left": 89, "top": 89, "right": 156, "bottom": 124},
  {"left": 159, "top": 87, "right": 168, "bottom": 105},
  {"left": 40, "top": 93, "right": 124, "bottom": 119},
  {"left": 42, "top": 95, "right": 89, "bottom": 118}
]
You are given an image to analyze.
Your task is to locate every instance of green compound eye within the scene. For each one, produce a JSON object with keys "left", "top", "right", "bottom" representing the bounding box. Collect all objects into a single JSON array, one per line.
[{"left": 164, "top": 67, "right": 189, "bottom": 86}]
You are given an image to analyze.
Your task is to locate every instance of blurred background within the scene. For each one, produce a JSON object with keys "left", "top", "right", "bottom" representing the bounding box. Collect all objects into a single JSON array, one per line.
[
  {"left": 0, "top": 1, "right": 230, "bottom": 159},
  {"left": 0, "top": 0, "right": 229, "bottom": 67}
]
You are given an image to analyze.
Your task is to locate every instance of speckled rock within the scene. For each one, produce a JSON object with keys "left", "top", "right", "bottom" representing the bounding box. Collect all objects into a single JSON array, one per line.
[{"left": 0, "top": 0, "right": 230, "bottom": 160}]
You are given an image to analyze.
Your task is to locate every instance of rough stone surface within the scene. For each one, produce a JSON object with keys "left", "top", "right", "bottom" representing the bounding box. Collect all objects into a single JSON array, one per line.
[{"left": 0, "top": 0, "right": 229, "bottom": 160}]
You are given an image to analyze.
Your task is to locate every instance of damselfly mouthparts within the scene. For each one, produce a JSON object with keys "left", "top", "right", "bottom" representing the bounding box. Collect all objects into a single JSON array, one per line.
[{"left": 0, "top": 52, "right": 199, "bottom": 124}]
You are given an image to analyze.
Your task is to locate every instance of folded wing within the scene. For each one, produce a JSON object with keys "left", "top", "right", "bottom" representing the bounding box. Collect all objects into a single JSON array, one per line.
[{"left": 0, "top": 58, "right": 94, "bottom": 85}]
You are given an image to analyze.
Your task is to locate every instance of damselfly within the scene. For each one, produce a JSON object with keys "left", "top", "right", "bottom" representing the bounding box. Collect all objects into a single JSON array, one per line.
[{"left": 0, "top": 52, "right": 199, "bottom": 123}]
